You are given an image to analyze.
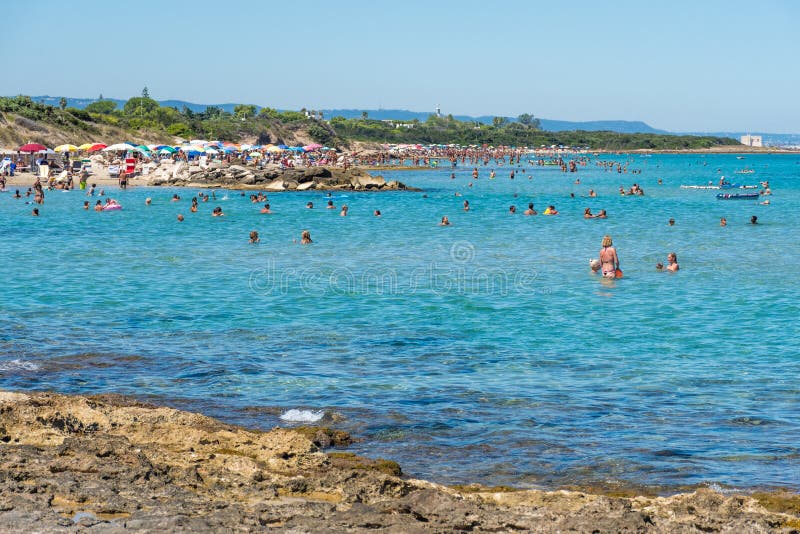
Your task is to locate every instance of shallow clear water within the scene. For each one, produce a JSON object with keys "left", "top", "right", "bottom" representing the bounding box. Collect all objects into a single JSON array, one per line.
[{"left": 2, "top": 153, "right": 799, "bottom": 491}]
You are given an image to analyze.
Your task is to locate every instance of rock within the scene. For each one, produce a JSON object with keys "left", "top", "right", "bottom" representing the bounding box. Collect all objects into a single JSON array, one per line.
[
  {"left": 0, "top": 391, "right": 795, "bottom": 532},
  {"left": 263, "top": 179, "right": 285, "bottom": 191},
  {"left": 296, "top": 182, "right": 315, "bottom": 191}
]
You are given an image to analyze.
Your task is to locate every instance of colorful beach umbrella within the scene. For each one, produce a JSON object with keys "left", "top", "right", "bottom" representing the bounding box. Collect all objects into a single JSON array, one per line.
[
  {"left": 78, "top": 143, "right": 97, "bottom": 150},
  {"left": 54, "top": 144, "right": 79, "bottom": 152},
  {"left": 103, "top": 143, "right": 136, "bottom": 152},
  {"left": 18, "top": 143, "right": 49, "bottom": 153},
  {"left": 87, "top": 143, "right": 108, "bottom": 152}
]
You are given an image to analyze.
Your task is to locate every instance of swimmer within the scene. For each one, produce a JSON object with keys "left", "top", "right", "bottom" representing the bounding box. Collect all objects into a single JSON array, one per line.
[
  {"left": 145, "top": 197, "right": 152, "bottom": 205},
  {"left": 171, "top": 194, "right": 181, "bottom": 202},
  {"left": 83, "top": 201, "right": 89, "bottom": 210},
  {"left": 212, "top": 206, "right": 224, "bottom": 217},
  {"left": 340, "top": 205, "right": 348, "bottom": 216},
  {"left": 599, "top": 235, "right": 620, "bottom": 279},
  {"left": 665, "top": 252, "right": 679, "bottom": 272},
  {"left": 306, "top": 202, "right": 314, "bottom": 209},
  {"left": 94, "top": 200, "right": 103, "bottom": 212},
  {"left": 177, "top": 214, "right": 184, "bottom": 222},
  {"left": 509, "top": 205, "right": 516, "bottom": 214},
  {"left": 31, "top": 208, "right": 39, "bottom": 216},
  {"left": 327, "top": 200, "right": 336, "bottom": 209},
  {"left": 543, "top": 205, "right": 558, "bottom": 215},
  {"left": 463, "top": 200, "right": 470, "bottom": 211},
  {"left": 720, "top": 217, "right": 727, "bottom": 227},
  {"left": 589, "top": 258, "right": 601, "bottom": 274},
  {"left": 374, "top": 209, "right": 381, "bottom": 216},
  {"left": 249, "top": 231, "right": 260, "bottom": 244},
  {"left": 668, "top": 218, "right": 675, "bottom": 226},
  {"left": 588, "top": 189, "right": 596, "bottom": 197},
  {"left": 750, "top": 215, "right": 758, "bottom": 224},
  {"left": 440, "top": 216, "right": 451, "bottom": 226},
  {"left": 13, "top": 190, "right": 21, "bottom": 199},
  {"left": 300, "top": 230, "right": 312, "bottom": 244},
  {"left": 260, "top": 203, "right": 272, "bottom": 214},
  {"left": 583, "top": 208, "right": 594, "bottom": 219},
  {"left": 523, "top": 203, "right": 537, "bottom": 216},
  {"left": 596, "top": 209, "right": 607, "bottom": 219}
]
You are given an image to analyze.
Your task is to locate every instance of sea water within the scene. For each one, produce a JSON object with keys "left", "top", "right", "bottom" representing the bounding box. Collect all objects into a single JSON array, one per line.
[{"left": 1, "top": 153, "right": 799, "bottom": 492}]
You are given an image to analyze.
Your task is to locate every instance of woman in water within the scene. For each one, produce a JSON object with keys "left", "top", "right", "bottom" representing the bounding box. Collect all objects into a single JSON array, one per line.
[
  {"left": 340, "top": 205, "right": 348, "bottom": 217},
  {"left": 583, "top": 208, "right": 594, "bottom": 219},
  {"left": 666, "top": 252, "right": 679, "bottom": 272},
  {"left": 249, "top": 231, "right": 260, "bottom": 244},
  {"left": 440, "top": 216, "right": 451, "bottom": 226},
  {"left": 599, "top": 235, "right": 620, "bottom": 279},
  {"left": 300, "top": 230, "right": 312, "bottom": 244}
]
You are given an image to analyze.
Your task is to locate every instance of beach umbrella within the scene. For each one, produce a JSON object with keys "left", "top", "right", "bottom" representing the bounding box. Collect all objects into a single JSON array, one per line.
[
  {"left": 54, "top": 144, "right": 79, "bottom": 152},
  {"left": 240, "top": 144, "right": 253, "bottom": 151},
  {"left": 87, "top": 143, "right": 107, "bottom": 152},
  {"left": 103, "top": 143, "right": 136, "bottom": 152},
  {"left": 18, "top": 143, "right": 49, "bottom": 153},
  {"left": 204, "top": 147, "right": 219, "bottom": 154},
  {"left": 158, "top": 146, "right": 177, "bottom": 153},
  {"left": 266, "top": 146, "right": 283, "bottom": 153},
  {"left": 78, "top": 142, "right": 97, "bottom": 150},
  {"left": 222, "top": 146, "right": 238, "bottom": 153}
]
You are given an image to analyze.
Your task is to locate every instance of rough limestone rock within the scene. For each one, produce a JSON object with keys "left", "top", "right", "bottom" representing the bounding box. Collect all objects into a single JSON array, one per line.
[
  {"left": 263, "top": 179, "right": 286, "bottom": 191},
  {"left": 0, "top": 391, "right": 796, "bottom": 532}
]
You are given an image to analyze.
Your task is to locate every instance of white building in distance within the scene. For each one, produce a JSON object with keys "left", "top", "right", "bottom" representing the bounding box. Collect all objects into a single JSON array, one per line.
[{"left": 740, "top": 134, "right": 763, "bottom": 147}]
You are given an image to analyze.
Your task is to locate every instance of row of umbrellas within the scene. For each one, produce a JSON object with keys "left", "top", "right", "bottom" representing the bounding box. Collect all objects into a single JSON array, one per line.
[{"left": 15, "top": 141, "right": 329, "bottom": 156}]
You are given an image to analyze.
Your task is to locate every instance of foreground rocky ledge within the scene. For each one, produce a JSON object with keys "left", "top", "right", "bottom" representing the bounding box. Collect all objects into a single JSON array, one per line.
[{"left": 0, "top": 391, "right": 798, "bottom": 532}]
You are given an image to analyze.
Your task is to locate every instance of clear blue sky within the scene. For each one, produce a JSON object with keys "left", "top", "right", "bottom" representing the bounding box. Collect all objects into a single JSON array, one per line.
[{"left": 2, "top": 0, "right": 797, "bottom": 132}]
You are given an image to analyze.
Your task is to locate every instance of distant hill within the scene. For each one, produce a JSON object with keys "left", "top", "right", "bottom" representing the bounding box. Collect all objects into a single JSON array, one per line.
[
  {"left": 24, "top": 96, "right": 792, "bottom": 140},
  {"left": 319, "top": 109, "right": 668, "bottom": 134}
]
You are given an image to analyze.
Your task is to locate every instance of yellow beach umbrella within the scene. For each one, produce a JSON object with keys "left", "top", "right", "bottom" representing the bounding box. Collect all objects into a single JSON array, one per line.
[
  {"left": 54, "top": 144, "right": 79, "bottom": 152},
  {"left": 78, "top": 142, "right": 97, "bottom": 150}
]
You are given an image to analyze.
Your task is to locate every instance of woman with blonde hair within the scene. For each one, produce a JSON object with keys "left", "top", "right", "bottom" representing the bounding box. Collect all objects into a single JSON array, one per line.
[{"left": 599, "top": 235, "right": 620, "bottom": 278}]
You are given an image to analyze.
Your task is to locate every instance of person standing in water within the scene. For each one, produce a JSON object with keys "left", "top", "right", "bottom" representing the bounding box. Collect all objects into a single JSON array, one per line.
[{"left": 599, "top": 235, "right": 620, "bottom": 279}]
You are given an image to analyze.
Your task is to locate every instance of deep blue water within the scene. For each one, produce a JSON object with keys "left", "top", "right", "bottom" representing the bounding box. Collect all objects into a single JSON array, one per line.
[{"left": 2, "top": 153, "right": 799, "bottom": 492}]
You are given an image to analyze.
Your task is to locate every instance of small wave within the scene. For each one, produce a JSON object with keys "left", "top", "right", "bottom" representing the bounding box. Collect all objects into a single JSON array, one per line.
[
  {"left": 279, "top": 409, "right": 325, "bottom": 423},
  {"left": 0, "top": 359, "right": 41, "bottom": 372}
]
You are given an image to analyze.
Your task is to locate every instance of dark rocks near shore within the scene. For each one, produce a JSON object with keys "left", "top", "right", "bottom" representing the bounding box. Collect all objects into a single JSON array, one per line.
[
  {"left": 148, "top": 163, "right": 418, "bottom": 192},
  {"left": 0, "top": 391, "right": 797, "bottom": 532}
]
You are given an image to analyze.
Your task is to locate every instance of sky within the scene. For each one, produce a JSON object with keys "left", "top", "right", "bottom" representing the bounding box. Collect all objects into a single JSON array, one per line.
[{"left": 2, "top": 0, "right": 798, "bottom": 132}]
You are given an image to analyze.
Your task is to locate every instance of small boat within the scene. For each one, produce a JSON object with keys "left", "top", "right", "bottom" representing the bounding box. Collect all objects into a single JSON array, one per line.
[
  {"left": 735, "top": 168, "right": 755, "bottom": 174},
  {"left": 681, "top": 185, "right": 719, "bottom": 189},
  {"left": 736, "top": 156, "right": 746, "bottom": 160},
  {"left": 716, "top": 192, "right": 759, "bottom": 200}
]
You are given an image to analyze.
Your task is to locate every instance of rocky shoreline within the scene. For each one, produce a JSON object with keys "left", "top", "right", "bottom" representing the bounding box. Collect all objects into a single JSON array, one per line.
[
  {"left": 146, "top": 162, "right": 418, "bottom": 192},
  {"left": 0, "top": 391, "right": 798, "bottom": 532}
]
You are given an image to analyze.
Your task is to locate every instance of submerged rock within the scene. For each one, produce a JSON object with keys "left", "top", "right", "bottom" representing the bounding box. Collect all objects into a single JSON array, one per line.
[{"left": 0, "top": 391, "right": 795, "bottom": 532}]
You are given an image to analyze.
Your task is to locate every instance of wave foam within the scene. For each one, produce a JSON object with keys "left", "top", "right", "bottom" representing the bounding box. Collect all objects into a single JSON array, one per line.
[
  {"left": 279, "top": 409, "right": 325, "bottom": 423},
  {"left": 0, "top": 359, "right": 41, "bottom": 372}
]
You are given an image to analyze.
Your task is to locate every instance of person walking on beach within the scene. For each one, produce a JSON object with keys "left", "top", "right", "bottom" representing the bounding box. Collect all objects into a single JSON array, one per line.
[{"left": 599, "top": 235, "right": 620, "bottom": 279}]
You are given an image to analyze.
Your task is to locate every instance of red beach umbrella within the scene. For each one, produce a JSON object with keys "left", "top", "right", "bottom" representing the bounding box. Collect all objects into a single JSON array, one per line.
[
  {"left": 18, "top": 143, "right": 48, "bottom": 152},
  {"left": 87, "top": 143, "right": 107, "bottom": 152}
]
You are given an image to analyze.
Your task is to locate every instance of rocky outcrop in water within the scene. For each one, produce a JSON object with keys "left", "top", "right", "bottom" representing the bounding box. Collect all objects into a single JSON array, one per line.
[
  {"left": 146, "top": 162, "right": 416, "bottom": 191},
  {"left": 0, "top": 391, "right": 797, "bottom": 532}
]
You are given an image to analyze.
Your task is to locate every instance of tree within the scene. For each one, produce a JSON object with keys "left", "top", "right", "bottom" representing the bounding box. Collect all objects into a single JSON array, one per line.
[
  {"left": 85, "top": 100, "right": 118, "bottom": 114},
  {"left": 98, "top": 93, "right": 103, "bottom": 100},
  {"left": 123, "top": 96, "right": 159, "bottom": 116},
  {"left": 361, "top": 111, "right": 368, "bottom": 120},
  {"left": 233, "top": 104, "right": 257, "bottom": 120},
  {"left": 142, "top": 86, "right": 150, "bottom": 99},
  {"left": 492, "top": 116, "right": 508, "bottom": 127},
  {"left": 59, "top": 97, "right": 67, "bottom": 110},
  {"left": 517, "top": 113, "right": 533, "bottom": 126}
]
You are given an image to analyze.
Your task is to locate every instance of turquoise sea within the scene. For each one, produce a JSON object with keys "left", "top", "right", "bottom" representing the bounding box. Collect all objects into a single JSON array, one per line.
[{"left": 2, "top": 153, "right": 799, "bottom": 492}]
